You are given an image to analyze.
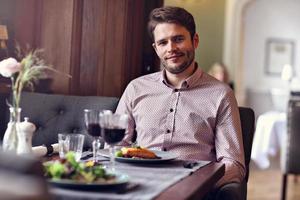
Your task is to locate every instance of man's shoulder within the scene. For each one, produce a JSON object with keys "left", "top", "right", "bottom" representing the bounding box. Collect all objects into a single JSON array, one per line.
[
  {"left": 130, "top": 71, "right": 162, "bottom": 84},
  {"left": 202, "top": 72, "right": 232, "bottom": 92}
]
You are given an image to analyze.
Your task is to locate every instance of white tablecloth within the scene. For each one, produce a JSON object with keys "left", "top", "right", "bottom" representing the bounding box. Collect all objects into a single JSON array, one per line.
[{"left": 251, "top": 111, "right": 287, "bottom": 169}]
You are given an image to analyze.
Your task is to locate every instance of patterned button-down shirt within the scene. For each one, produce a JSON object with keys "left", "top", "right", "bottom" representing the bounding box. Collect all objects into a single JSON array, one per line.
[{"left": 116, "top": 65, "right": 245, "bottom": 186}]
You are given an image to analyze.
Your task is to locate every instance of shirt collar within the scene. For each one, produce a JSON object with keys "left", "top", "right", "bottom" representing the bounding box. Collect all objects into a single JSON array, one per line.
[{"left": 160, "top": 62, "right": 203, "bottom": 90}]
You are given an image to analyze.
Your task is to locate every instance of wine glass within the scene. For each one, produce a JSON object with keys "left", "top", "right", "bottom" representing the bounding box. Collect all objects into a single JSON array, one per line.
[
  {"left": 84, "top": 109, "right": 102, "bottom": 163},
  {"left": 100, "top": 112, "right": 128, "bottom": 172}
]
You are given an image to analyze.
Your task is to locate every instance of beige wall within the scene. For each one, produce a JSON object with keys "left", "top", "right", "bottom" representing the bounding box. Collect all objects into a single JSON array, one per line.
[{"left": 164, "top": 0, "right": 226, "bottom": 71}]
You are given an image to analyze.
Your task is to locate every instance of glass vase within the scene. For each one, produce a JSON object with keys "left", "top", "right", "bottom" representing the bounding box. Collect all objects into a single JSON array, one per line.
[{"left": 2, "top": 107, "right": 21, "bottom": 152}]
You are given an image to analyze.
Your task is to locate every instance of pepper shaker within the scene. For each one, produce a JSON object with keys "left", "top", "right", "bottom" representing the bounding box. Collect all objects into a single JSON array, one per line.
[{"left": 17, "top": 117, "right": 36, "bottom": 155}]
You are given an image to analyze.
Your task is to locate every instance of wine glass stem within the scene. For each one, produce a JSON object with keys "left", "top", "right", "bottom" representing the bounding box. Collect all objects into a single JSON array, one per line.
[
  {"left": 110, "top": 145, "right": 116, "bottom": 173},
  {"left": 93, "top": 137, "right": 101, "bottom": 163}
]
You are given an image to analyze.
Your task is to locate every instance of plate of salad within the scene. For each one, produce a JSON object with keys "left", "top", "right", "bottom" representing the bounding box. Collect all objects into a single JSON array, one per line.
[{"left": 44, "top": 152, "right": 129, "bottom": 190}]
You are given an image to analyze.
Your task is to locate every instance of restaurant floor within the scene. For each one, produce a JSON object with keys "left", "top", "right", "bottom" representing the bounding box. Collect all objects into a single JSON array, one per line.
[{"left": 247, "top": 155, "right": 300, "bottom": 200}]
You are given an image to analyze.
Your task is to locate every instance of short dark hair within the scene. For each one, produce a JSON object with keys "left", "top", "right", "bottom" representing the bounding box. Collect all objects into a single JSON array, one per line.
[{"left": 148, "top": 6, "right": 196, "bottom": 42}]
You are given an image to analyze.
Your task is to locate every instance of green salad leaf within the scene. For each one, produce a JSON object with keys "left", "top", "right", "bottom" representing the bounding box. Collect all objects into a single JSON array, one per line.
[
  {"left": 43, "top": 152, "right": 115, "bottom": 183},
  {"left": 43, "top": 161, "right": 65, "bottom": 180},
  {"left": 115, "top": 150, "right": 123, "bottom": 157}
]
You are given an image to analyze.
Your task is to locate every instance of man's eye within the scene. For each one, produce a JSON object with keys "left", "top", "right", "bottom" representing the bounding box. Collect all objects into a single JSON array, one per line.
[
  {"left": 174, "top": 37, "right": 184, "bottom": 43},
  {"left": 157, "top": 41, "right": 167, "bottom": 46}
]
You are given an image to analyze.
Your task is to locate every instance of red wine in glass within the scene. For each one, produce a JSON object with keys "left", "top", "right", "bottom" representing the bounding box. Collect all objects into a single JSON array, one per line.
[
  {"left": 87, "top": 123, "right": 101, "bottom": 137},
  {"left": 84, "top": 109, "right": 102, "bottom": 163},
  {"left": 100, "top": 112, "right": 128, "bottom": 172},
  {"left": 102, "top": 128, "right": 125, "bottom": 144}
]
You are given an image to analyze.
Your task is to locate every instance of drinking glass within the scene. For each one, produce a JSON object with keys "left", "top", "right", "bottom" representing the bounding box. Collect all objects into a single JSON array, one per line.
[
  {"left": 84, "top": 109, "right": 102, "bottom": 163},
  {"left": 58, "top": 133, "right": 85, "bottom": 161},
  {"left": 100, "top": 112, "right": 128, "bottom": 172},
  {"left": 58, "top": 133, "right": 70, "bottom": 159}
]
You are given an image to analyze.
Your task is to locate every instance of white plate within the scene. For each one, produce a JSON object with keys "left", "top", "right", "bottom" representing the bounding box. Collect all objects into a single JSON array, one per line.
[
  {"left": 48, "top": 173, "right": 129, "bottom": 190},
  {"left": 99, "top": 149, "right": 178, "bottom": 164}
]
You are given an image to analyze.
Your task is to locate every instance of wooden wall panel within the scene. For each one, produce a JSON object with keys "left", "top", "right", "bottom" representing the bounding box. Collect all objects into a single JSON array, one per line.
[
  {"left": 79, "top": 0, "right": 107, "bottom": 96},
  {"left": 80, "top": 0, "right": 146, "bottom": 97},
  {"left": 69, "top": 0, "right": 83, "bottom": 95},
  {"left": 0, "top": 0, "right": 40, "bottom": 57},
  {"left": 0, "top": 0, "right": 41, "bottom": 90},
  {"left": 123, "top": 0, "right": 145, "bottom": 88},
  {"left": 0, "top": 0, "right": 162, "bottom": 97},
  {"left": 14, "top": 0, "right": 42, "bottom": 49},
  {"left": 39, "top": 0, "right": 75, "bottom": 94},
  {"left": 102, "top": 0, "right": 128, "bottom": 97}
]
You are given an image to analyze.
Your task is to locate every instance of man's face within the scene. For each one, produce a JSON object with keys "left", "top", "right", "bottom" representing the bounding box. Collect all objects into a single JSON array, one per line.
[{"left": 152, "top": 23, "right": 199, "bottom": 74}]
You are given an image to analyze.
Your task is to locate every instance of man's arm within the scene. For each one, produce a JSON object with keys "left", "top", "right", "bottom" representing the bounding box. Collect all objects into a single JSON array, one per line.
[{"left": 215, "top": 89, "right": 246, "bottom": 187}]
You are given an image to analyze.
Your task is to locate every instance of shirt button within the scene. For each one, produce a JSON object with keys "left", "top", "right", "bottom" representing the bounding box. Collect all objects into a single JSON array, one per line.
[
  {"left": 167, "top": 129, "right": 171, "bottom": 133},
  {"left": 170, "top": 108, "right": 174, "bottom": 112}
]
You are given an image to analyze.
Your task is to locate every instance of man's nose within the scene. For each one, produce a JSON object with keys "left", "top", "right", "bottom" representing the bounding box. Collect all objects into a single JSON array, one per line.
[{"left": 166, "top": 41, "right": 177, "bottom": 52}]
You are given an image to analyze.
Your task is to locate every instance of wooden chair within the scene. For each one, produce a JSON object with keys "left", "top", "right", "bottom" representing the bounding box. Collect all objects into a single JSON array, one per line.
[
  {"left": 281, "top": 99, "right": 300, "bottom": 200},
  {"left": 214, "top": 107, "right": 255, "bottom": 200}
]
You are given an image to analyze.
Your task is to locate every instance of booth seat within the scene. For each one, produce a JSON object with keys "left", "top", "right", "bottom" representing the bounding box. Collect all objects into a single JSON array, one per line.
[{"left": 0, "top": 92, "right": 119, "bottom": 149}]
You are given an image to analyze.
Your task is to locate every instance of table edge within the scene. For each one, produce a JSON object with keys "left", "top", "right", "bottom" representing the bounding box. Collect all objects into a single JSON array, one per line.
[{"left": 155, "top": 162, "right": 225, "bottom": 200}]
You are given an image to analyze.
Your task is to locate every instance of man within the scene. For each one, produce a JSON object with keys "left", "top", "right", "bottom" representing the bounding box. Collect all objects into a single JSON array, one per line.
[{"left": 116, "top": 6, "right": 245, "bottom": 187}]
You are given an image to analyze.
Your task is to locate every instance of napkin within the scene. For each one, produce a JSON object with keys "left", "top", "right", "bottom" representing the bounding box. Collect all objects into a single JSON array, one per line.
[{"left": 32, "top": 143, "right": 59, "bottom": 157}]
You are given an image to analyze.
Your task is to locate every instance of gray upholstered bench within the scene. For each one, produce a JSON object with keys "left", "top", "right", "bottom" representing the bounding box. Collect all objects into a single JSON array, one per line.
[{"left": 0, "top": 92, "right": 119, "bottom": 149}]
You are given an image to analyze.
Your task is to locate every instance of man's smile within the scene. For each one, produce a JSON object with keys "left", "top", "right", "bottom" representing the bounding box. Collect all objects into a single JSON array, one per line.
[{"left": 165, "top": 53, "right": 184, "bottom": 60}]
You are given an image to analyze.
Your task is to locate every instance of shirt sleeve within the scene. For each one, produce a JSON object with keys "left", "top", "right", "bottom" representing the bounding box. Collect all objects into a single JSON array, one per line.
[
  {"left": 115, "top": 83, "right": 136, "bottom": 145},
  {"left": 215, "top": 89, "right": 246, "bottom": 187}
]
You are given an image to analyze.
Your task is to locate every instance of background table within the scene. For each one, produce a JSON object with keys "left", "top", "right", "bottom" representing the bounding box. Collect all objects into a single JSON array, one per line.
[{"left": 251, "top": 111, "right": 286, "bottom": 169}]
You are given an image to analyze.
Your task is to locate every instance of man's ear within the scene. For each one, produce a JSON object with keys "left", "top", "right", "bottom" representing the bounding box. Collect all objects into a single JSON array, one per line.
[
  {"left": 193, "top": 33, "right": 199, "bottom": 48},
  {"left": 152, "top": 43, "right": 158, "bottom": 53}
]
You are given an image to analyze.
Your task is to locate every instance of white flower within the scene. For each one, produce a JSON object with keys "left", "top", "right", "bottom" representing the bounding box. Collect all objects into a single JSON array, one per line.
[{"left": 0, "top": 57, "right": 21, "bottom": 78}]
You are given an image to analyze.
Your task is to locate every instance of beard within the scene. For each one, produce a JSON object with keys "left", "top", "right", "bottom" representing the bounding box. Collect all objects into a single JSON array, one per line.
[{"left": 161, "top": 49, "right": 195, "bottom": 75}]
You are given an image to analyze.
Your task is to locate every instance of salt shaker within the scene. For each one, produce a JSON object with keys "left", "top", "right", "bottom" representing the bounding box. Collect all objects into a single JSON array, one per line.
[{"left": 17, "top": 117, "right": 36, "bottom": 155}]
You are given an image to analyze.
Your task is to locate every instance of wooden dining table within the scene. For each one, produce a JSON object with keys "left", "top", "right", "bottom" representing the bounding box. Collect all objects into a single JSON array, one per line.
[
  {"left": 45, "top": 153, "right": 225, "bottom": 200},
  {"left": 156, "top": 162, "right": 225, "bottom": 200}
]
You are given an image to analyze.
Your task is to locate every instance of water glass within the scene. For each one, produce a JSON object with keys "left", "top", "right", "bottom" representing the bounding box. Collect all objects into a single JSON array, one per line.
[{"left": 58, "top": 133, "right": 85, "bottom": 161}]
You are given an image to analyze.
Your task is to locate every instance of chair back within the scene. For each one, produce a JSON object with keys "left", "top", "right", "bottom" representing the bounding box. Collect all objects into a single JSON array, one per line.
[
  {"left": 239, "top": 107, "right": 255, "bottom": 182},
  {"left": 209, "top": 107, "right": 255, "bottom": 200},
  {"left": 281, "top": 98, "right": 300, "bottom": 200},
  {"left": 283, "top": 99, "right": 300, "bottom": 173},
  {"left": 1, "top": 92, "right": 119, "bottom": 149}
]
